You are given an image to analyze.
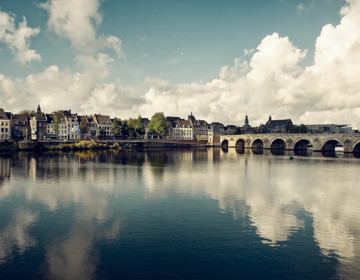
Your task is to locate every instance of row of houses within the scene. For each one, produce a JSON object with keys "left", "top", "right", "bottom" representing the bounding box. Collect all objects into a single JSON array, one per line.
[
  {"left": 0, "top": 105, "right": 355, "bottom": 142},
  {"left": 164, "top": 113, "right": 239, "bottom": 141},
  {"left": 0, "top": 106, "right": 238, "bottom": 142},
  {"left": 0, "top": 105, "right": 116, "bottom": 141}
]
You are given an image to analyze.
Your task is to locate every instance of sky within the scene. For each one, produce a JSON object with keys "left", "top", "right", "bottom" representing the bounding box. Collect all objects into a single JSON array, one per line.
[{"left": 1, "top": 0, "right": 360, "bottom": 127}]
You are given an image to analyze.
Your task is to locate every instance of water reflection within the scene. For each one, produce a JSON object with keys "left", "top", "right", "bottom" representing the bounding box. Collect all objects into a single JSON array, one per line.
[
  {"left": 0, "top": 209, "right": 37, "bottom": 264},
  {"left": 270, "top": 148, "right": 285, "bottom": 156},
  {"left": 0, "top": 149, "right": 360, "bottom": 279}
]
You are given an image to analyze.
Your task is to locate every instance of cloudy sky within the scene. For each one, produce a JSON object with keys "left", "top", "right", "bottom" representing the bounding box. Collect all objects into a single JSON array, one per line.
[{"left": 0, "top": 0, "right": 359, "bottom": 126}]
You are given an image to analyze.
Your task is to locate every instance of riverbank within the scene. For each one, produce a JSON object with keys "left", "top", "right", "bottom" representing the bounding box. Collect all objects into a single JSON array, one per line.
[{"left": 0, "top": 139, "right": 210, "bottom": 152}]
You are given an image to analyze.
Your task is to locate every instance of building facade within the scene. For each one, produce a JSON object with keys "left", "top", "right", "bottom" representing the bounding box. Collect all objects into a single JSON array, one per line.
[{"left": 0, "top": 108, "right": 11, "bottom": 140}]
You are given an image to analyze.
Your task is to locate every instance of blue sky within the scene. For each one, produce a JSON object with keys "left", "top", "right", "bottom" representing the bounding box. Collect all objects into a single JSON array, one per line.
[{"left": 2, "top": 0, "right": 360, "bottom": 126}]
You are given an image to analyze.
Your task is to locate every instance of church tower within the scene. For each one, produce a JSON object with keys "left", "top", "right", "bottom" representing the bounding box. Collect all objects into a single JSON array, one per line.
[
  {"left": 245, "top": 115, "right": 249, "bottom": 126},
  {"left": 37, "top": 104, "right": 41, "bottom": 115}
]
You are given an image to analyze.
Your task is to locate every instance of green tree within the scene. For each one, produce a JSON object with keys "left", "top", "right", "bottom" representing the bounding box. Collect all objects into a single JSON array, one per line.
[
  {"left": 19, "top": 110, "right": 37, "bottom": 118},
  {"left": 110, "top": 117, "right": 122, "bottom": 138},
  {"left": 147, "top": 112, "right": 170, "bottom": 138},
  {"left": 127, "top": 118, "right": 136, "bottom": 138},
  {"left": 79, "top": 116, "right": 89, "bottom": 136},
  {"left": 52, "top": 111, "right": 63, "bottom": 134},
  {"left": 135, "top": 115, "right": 145, "bottom": 136},
  {"left": 127, "top": 116, "right": 145, "bottom": 138},
  {"left": 120, "top": 120, "right": 129, "bottom": 138}
]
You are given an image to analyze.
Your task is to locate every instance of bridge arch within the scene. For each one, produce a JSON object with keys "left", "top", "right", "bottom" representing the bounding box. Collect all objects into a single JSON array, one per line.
[
  {"left": 235, "top": 138, "right": 245, "bottom": 153},
  {"left": 270, "top": 138, "right": 286, "bottom": 149},
  {"left": 251, "top": 139, "right": 264, "bottom": 149},
  {"left": 322, "top": 138, "right": 344, "bottom": 152},
  {"left": 221, "top": 139, "right": 229, "bottom": 149},
  {"left": 353, "top": 141, "right": 360, "bottom": 153},
  {"left": 294, "top": 138, "right": 313, "bottom": 150}
]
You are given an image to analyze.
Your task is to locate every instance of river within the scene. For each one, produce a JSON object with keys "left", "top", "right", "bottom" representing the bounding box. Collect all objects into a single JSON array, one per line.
[{"left": 0, "top": 148, "right": 359, "bottom": 279}]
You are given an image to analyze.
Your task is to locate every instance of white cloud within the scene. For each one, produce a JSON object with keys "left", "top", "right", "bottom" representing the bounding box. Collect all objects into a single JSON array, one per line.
[
  {"left": 0, "top": 9, "right": 41, "bottom": 64},
  {"left": 296, "top": 2, "right": 314, "bottom": 13},
  {"left": 40, "top": 0, "right": 101, "bottom": 52},
  {"left": 296, "top": 3, "right": 306, "bottom": 11},
  {"left": 2, "top": 0, "right": 360, "bottom": 127},
  {"left": 105, "top": 35, "right": 124, "bottom": 58},
  {"left": 136, "top": 0, "right": 360, "bottom": 127},
  {"left": 40, "top": 0, "right": 123, "bottom": 57}
]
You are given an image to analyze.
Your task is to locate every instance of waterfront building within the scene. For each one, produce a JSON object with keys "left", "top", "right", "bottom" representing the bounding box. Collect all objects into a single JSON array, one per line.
[
  {"left": 93, "top": 114, "right": 112, "bottom": 138},
  {"left": 167, "top": 113, "right": 208, "bottom": 140},
  {"left": 63, "top": 110, "right": 80, "bottom": 140},
  {"left": 11, "top": 114, "right": 29, "bottom": 140},
  {"left": 30, "top": 105, "right": 47, "bottom": 140},
  {"left": 0, "top": 108, "right": 11, "bottom": 140}
]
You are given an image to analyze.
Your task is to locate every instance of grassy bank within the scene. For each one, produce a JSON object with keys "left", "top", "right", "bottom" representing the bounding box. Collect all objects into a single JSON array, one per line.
[{"left": 42, "top": 140, "right": 131, "bottom": 151}]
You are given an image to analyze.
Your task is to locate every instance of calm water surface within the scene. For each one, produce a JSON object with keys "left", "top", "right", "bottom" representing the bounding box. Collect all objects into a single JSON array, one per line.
[{"left": 0, "top": 148, "right": 360, "bottom": 279}]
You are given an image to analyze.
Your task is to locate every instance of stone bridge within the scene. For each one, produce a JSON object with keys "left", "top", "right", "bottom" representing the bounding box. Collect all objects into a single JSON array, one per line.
[{"left": 220, "top": 133, "right": 360, "bottom": 153}]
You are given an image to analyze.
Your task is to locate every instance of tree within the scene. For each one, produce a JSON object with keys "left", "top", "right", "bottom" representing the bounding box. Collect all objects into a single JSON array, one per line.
[
  {"left": 79, "top": 116, "right": 89, "bottom": 136},
  {"left": 120, "top": 120, "right": 129, "bottom": 138},
  {"left": 110, "top": 117, "right": 122, "bottom": 138},
  {"left": 52, "top": 111, "right": 63, "bottom": 134},
  {"left": 147, "top": 112, "right": 170, "bottom": 138},
  {"left": 127, "top": 118, "right": 136, "bottom": 138},
  {"left": 127, "top": 115, "right": 145, "bottom": 138},
  {"left": 19, "top": 110, "right": 37, "bottom": 118},
  {"left": 135, "top": 115, "right": 145, "bottom": 136}
]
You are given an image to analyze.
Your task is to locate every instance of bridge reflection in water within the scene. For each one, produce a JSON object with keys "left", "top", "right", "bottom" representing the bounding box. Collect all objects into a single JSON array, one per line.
[{"left": 221, "top": 133, "right": 360, "bottom": 155}]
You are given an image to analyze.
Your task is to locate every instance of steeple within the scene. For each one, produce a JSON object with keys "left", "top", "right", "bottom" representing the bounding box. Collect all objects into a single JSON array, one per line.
[
  {"left": 266, "top": 115, "right": 272, "bottom": 125},
  {"left": 245, "top": 114, "right": 249, "bottom": 126},
  {"left": 37, "top": 104, "right": 41, "bottom": 115}
]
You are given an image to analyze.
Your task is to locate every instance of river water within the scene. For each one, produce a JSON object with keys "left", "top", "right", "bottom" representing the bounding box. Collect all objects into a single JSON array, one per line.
[{"left": 0, "top": 148, "right": 360, "bottom": 279}]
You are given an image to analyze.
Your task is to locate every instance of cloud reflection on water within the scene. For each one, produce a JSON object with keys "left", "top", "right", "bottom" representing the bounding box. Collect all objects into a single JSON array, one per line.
[{"left": 0, "top": 149, "right": 359, "bottom": 278}]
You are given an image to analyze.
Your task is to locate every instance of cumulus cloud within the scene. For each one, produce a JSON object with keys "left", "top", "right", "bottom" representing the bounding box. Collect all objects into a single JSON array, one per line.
[
  {"left": 0, "top": 9, "right": 41, "bottom": 64},
  {"left": 2, "top": 0, "right": 360, "bottom": 126},
  {"left": 137, "top": 0, "right": 360, "bottom": 126},
  {"left": 40, "top": 0, "right": 123, "bottom": 57},
  {"left": 0, "top": 62, "right": 144, "bottom": 116}
]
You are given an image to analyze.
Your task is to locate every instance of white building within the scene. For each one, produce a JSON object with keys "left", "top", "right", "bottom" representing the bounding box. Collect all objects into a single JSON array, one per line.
[
  {"left": 0, "top": 108, "right": 11, "bottom": 140},
  {"left": 93, "top": 114, "right": 112, "bottom": 138}
]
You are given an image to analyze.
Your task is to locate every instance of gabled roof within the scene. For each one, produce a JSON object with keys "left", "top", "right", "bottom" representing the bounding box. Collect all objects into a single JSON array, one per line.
[
  {"left": 266, "top": 119, "right": 292, "bottom": 129},
  {"left": 177, "top": 119, "right": 191, "bottom": 128},
  {"left": 0, "top": 108, "right": 10, "bottom": 120},
  {"left": 167, "top": 116, "right": 181, "bottom": 127},
  {"left": 94, "top": 114, "right": 111, "bottom": 124}
]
